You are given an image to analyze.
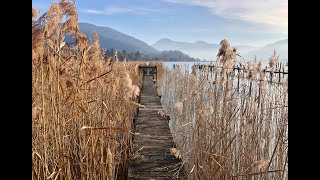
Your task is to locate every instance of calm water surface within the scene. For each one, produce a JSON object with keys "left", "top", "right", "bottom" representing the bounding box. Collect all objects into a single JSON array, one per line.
[{"left": 162, "top": 61, "right": 212, "bottom": 70}]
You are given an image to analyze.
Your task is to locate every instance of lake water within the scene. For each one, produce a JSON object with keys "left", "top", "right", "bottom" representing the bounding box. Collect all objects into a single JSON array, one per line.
[
  {"left": 162, "top": 60, "right": 288, "bottom": 72},
  {"left": 162, "top": 61, "right": 212, "bottom": 70}
]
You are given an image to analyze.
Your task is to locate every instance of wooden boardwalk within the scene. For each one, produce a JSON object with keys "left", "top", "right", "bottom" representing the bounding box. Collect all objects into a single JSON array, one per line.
[{"left": 128, "top": 75, "right": 186, "bottom": 180}]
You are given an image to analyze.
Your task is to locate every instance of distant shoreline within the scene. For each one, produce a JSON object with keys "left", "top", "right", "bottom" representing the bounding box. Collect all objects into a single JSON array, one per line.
[{"left": 159, "top": 60, "right": 214, "bottom": 63}]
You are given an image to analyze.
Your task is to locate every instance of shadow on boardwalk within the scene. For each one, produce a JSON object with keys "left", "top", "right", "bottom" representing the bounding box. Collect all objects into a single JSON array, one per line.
[{"left": 128, "top": 75, "right": 187, "bottom": 180}]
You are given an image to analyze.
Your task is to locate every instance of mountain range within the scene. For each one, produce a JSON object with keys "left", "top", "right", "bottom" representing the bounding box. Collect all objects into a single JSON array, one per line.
[
  {"left": 241, "top": 39, "right": 288, "bottom": 62},
  {"left": 79, "top": 23, "right": 159, "bottom": 55},
  {"left": 78, "top": 22, "right": 287, "bottom": 63},
  {"left": 151, "top": 38, "right": 256, "bottom": 61},
  {"left": 152, "top": 38, "right": 288, "bottom": 63}
]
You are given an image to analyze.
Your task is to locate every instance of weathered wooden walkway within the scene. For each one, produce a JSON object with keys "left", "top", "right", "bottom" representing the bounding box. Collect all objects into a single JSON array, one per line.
[{"left": 128, "top": 75, "right": 186, "bottom": 180}]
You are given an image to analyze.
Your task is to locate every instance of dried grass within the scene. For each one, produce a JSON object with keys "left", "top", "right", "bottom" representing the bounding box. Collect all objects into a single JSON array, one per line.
[
  {"left": 158, "top": 39, "right": 288, "bottom": 179},
  {"left": 32, "top": 1, "right": 146, "bottom": 179}
]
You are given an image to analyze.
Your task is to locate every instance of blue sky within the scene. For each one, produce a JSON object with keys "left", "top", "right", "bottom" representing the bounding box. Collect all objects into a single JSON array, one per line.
[{"left": 32, "top": 0, "right": 288, "bottom": 47}]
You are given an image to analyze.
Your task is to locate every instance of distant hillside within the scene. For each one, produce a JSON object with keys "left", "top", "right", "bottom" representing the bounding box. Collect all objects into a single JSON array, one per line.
[
  {"left": 104, "top": 48, "right": 198, "bottom": 62},
  {"left": 152, "top": 38, "right": 256, "bottom": 61},
  {"left": 242, "top": 39, "right": 288, "bottom": 63},
  {"left": 158, "top": 50, "right": 199, "bottom": 62},
  {"left": 78, "top": 23, "right": 160, "bottom": 55},
  {"left": 73, "top": 23, "right": 197, "bottom": 61}
]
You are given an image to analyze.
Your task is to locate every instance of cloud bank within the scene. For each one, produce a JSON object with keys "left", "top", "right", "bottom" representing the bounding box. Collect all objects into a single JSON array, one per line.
[{"left": 163, "top": 0, "right": 288, "bottom": 33}]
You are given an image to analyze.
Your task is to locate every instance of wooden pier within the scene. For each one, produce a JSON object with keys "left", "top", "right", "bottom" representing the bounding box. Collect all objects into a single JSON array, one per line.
[{"left": 128, "top": 74, "right": 186, "bottom": 179}]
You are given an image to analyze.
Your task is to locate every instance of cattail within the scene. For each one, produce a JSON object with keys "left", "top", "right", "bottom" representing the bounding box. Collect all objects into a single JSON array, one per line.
[{"left": 174, "top": 102, "right": 183, "bottom": 115}]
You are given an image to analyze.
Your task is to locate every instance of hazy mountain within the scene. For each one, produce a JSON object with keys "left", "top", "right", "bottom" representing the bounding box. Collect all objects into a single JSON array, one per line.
[
  {"left": 151, "top": 38, "right": 256, "bottom": 61},
  {"left": 159, "top": 50, "right": 199, "bottom": 61},
  {"left": 242, "top": 39, "right": 288, "bottom": 63},
  {"left": 78, "top": 23, "right": 160, "bottom": 55}
]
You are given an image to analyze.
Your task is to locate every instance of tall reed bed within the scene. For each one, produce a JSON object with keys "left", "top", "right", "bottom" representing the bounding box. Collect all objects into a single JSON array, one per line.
[
  {"left": 159, "top": 40, "right": 288, "bottom": 179},
  {"left": 32, "top": 1, "right": 148, "bottom": 179}
]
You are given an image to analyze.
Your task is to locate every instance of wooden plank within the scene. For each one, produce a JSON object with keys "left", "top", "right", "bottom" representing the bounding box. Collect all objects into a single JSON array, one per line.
[{"left": 128, "top": 75, "right": 186, "bottom": 179}]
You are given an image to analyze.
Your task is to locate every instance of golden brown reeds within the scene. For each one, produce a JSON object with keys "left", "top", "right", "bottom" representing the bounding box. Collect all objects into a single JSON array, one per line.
[
  {"left": 32, "top": 1, "right": 148, "bottom": 179},
  {"left": 32, "top": 8, "right": 39, "bottom": 19},
  {"left": 269, "top": 50, "right": 278, "bottom": 73},
  {"left": 158, "top": 39, "right": 288, "bottom": 179}
]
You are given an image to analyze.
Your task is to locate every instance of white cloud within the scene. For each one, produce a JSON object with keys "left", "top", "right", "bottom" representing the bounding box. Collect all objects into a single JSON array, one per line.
[
  {"left": 104, "top": 6, "right": 133, "bottom": 14},
  {"left": 82, "top": 6, "right": 160, "bottom": 15},
  {"left": 163, "top": 0, "right": 288, "bottom": 33},
  {"left": 84, "top": 9, "right": 105, "bottom": 15}
]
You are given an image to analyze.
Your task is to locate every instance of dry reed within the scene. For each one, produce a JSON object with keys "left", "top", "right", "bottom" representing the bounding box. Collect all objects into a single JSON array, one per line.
[
  {"left": 32, "top": 1, "right": 147, "bottom": 179},
  {"left": 159, "top": 40, "right": 288, "bottom": 179}
]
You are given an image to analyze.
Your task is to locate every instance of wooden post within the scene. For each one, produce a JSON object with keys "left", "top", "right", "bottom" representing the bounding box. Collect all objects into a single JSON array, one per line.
[
  {"left": 249, "top": 81, "right": 252, "bottom": 97},
  {"left": 278, "top": 67, "right": 281, "bottom": 83},
  {"left": 237, "top": 65, "right": 240, "bottom": 93},
  {"left": 269, "top": 64, "right": 273, "bottom": 83},
  {"left": 282, "top": 62, "right": 285, "bottom": 78},
  {"left": 258, "top": 80, "right": 261, "bottom": 105}
]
